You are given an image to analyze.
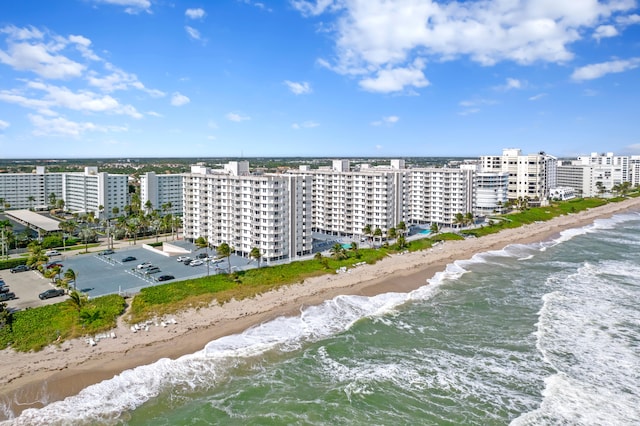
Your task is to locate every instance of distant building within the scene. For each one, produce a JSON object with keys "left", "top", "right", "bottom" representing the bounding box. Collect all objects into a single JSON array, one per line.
[
  {"left": 480, "top": 148, "right": 557, "bottom": 202},
  {"left": 0, "top": 166, "right": 126, "bottom": 219},
  {"left": 140, "top": 172, "right": 184, "bottom": 216},
  {"left": 557, "top": 152, "right": 630, "bottom": 197}
]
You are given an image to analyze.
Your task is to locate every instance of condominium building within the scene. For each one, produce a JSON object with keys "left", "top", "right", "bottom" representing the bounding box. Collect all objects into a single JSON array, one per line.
[
  {"left": 289, "top": 160, "right": 407, "bottom": 237},
  {"left": 63, "top": 167, "right": 128, "bottom": 220},
  {"left": 289, "top": 159, "right": 476, "bottom": 235},
  {"left": 631, "top": 156, "right": 640, "bottom": 187},
  {"left": 557, "top": 152, "right": 629, "bottom": 197},
  {"left": 183, "top": 162, "right": 313, "bottom": 262},
  {"left": 140, "top": 172, "right": 184, "bottom": 216},
  {"left": 480, "top": 148, "right": 557, "bottom": 202},
  {"left": 0, "top": 166, "right": 126, "bottom": 219}
]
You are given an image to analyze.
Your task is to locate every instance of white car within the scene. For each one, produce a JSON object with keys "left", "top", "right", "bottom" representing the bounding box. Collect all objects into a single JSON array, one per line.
[
  {"left": 190, "top": 259, "right": 204, "bottom": 266},
  {"left": 46, "top": 250, "right": 61, "bottom": 256},
  {"left": 177, "top": 256, "right": 191, "bottom": 262},
  {"left": 137, "top": 262, "right": 153, "bottom": 269}
]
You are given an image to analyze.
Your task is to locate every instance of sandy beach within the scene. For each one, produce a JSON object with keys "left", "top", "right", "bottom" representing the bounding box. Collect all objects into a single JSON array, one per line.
[{"left": 2, "top": 197, "right": 640, "bottom": 419}]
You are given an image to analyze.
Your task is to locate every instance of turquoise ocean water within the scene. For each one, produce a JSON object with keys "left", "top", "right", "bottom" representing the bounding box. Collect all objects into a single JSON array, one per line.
[{"left": 3, "top": 211, "right": 640, "bottom": 425}]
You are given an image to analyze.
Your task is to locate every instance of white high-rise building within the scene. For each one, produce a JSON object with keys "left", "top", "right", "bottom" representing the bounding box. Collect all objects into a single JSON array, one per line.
[
  {"left": 557, "top": 152, "right": 630, "bottom": 197},
  {"left": 140, "top": 172, "right": 184, "bottom": 216},
  {"left": 62, "top": 167, "right": 128, "bottom": 220},
  {"left": 0, "top": 166, "right": 126, "bottom": 219},
  {"left": 630, "top": 156, "right": 640, "bottom": 187},
  {"left": 480, "top": 148, "right": 556, "bottom": 202},
  {"left": 183, "top": 162, "right": 313, "bottom": 262}
]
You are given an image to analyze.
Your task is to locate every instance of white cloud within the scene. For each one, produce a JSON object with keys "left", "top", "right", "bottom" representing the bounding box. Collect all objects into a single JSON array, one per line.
[
  {"left": 284, "top": 80, "right": 312, "bottom": 95},
  {"left": 371, "top": 115, "right": 399, "bottom": 126},
  {"left": 616, "top": 14, "right": 640, "bottom": 26},
  {"left": 496, "top": 78, "right": 525, "bottom": 91},
  {"left": 296, "top": 0, "right": 637, "bottom": 92},
  {"left": 359, "top": 61, "right": 429, "bottom": 93},
  {"left": 171, "top": 92, "right": 190, "bottom": 106},
  {"left": 458, "top": 108, "right": 480, "bottom": 116},
  {"left": 0, "top": 82, "right": 143, "bottom": 118},
  {"left": 459, "top": 98, "right": 496, "bottom": 107},
  {"left": 571, "top": 58, "right": 640, "bottom": 81},
  {"left": 0, "top": 26, "right": 86, "bottom": 79},
  {"left": 226, "top": 112, "right": 250, "bottom": 122},
  {"left": 28, "top": 113, "right": 126, "bottom": 137},
  {"left": 593, "top": 25, "right": 618, "bottom": 41},
  {"left": 147, "top": 111, "right": 162, "bottom": 117},
  {"left": 87, "top": 64, "right": 165, "bottom": 97},
  {"left": 91, "top": 0, "right": 151, "bottom": 14},
  {"left": 529, "top": 93, "right": 547, "bottom": 101},
  {"left": 0, "top": 119, "right": 9, "bottom": 130},
  {"left": 292, "top": 120, "right": 319, "bottom": 129},
  {"left": 185, "top": 8, "right": 206, "bottom": 19},
  {"left": 185, "top": 26, "right": 201, "bottom": 41}
]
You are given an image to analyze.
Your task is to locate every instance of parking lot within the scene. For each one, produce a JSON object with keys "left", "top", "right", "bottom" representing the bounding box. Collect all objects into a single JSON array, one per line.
[{"left": 1, "top": 241, "right": 259, "bottom": 311}]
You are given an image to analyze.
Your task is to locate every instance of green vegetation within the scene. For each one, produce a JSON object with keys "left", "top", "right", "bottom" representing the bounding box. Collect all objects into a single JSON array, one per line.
[
  {"left": 128, "top": 248, "right": 388, "bottom": 323},
  {"left": 0, "top": 294, "right": 125, "bottom": 352},
  {"left": 461, "top": 198, "right": 608, "bottom": 238}
]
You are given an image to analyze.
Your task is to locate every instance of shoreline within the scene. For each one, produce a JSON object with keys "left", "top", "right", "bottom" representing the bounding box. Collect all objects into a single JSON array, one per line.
[{"left": 2, "top": 197, "right": 640, "bottom": 419}]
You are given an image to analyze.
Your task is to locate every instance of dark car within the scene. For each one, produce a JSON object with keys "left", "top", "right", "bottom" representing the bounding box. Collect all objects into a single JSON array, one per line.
[
  {"left": 121, "top": 256, "right": 137, "bottom": 262},
  {"left": 196, "top": 252, "right": 208, "bottom": 259},
  {"left": 10, "top": 264, "right": 30, "bottom": 273},
  {"left": 45, "top": 262, "right": 63, "bottom": 269},
  {"left": 0, "top": 292, "right": 16, "bottom": 302},
  {"left": 157, "top": 275, "right": 175, "bottom": 282},
  {"left": 182, "top": 259, "right": 193, "bottom": 265},
  {"left": 39, "top": 289, "right": 66, "bottom": 300}
]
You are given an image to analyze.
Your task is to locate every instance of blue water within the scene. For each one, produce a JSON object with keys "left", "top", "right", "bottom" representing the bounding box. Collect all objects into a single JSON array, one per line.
[
  {"left": 419, "top": 229, "right": 432, "bottom": 235},
  {"left": 3, "top": 211, "right": 640, "bottom": 425}
]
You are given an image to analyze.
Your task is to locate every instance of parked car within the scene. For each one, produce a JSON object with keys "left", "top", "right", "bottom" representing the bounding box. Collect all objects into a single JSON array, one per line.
[
  {"left": 195, "top": 252, "right": 208, "bottom": 259},
  {"left": 0, "top": 292, "right": 16, "bottom": 301},
  {"left": 99, "top": 249, "right": 115, "bottom": 256},
  {"left": 190, "top": 259, "right": 204, "bottom": 267},
  {"left": 182, "top": 259, "right": 193, "bottom": 265},
  {"left": 137, "top": 262, "right": 153, "bottom": 269},
  {"left": 157, "top": 275, "right": 174, "bottom": 282},
  {"left": 45, "top": 262, "right": 63, "bottom": 269},
  {"left": 45, "top": 250, "right": 61, "bottom": 256},
  {"left": 38, "top": 289, "right": 65, "bottom": 300},
  {"left": 121, "top": 256, "right": 137, "bottom": 262},
  {"left": 144, "top": 267, "right": 161, "bottom": 275},
  {"left": 177, "top": 256, "right": 191, "bottom": 262},
  {"left": 0, "top": 286, "right": 11, "bottom": 294},
  {"left": 10, "top": 264, "right": 30, "bottom": 273}
]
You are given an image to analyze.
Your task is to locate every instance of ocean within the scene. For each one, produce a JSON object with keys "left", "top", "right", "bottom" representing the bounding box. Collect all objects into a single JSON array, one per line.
[{"left": 4, "top": 211, "right": 640, "bottom": 425}]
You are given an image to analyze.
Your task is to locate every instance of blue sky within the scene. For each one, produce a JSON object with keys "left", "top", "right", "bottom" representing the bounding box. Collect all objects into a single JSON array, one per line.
[{"left": 0, "top": 0, "right": 639, "bottom": 159}]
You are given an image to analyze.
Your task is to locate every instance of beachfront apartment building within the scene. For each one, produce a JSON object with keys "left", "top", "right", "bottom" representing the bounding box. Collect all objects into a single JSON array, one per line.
[
  {"left": 0, "top": 166, "right": 127, "bottom": 219},
  {"left": 182, "top": 162, "right": 313, "bottom": 262},
  {"left": 140, "top": 172, "right": 184, "bottom": 217},
  {"left": 288, "top": 159, "right": 477, "bottom": 235},
  {"left": 288, "top": 160, "right": 408, "bottom": 237},
  {"left": 480, "top": 148, "right": 557, "bottom": 203},
  {"left": 556, "top": 152, "right": 634, "bottom": 197}
]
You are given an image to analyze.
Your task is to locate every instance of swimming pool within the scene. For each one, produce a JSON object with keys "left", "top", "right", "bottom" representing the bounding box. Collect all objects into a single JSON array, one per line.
[{"left": 419, "top": 229, "right": 432, "bottom": 235}]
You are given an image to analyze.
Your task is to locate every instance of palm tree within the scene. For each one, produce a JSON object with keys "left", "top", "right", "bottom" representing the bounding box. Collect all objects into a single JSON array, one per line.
[
  {"left": 330, "top": 243, "right": 346, "bottom": 260},
  {"left": 387, "top": 227, "right": 397, "bottom": 243},
  {"left": 27, "top": 195, "right": 35, "bottom": 210},
  {"left": 67, "top": 289, "right": 86, "bottom": 311},
  {"left": 250, "top": 247, "right": 262, "bottom": 268},
  {"left": 373, "top": 227, "right": 383, "bottom": 248},
  {"left": 64, "top": 268, "right": 77, "bottom": 291},
  {"left": 126, "top": 216, "right": 140, "bottom": 245},
  {"left": 48, "top": 193, "right": 57, "bottom": 209},
  {"left": 0, "top": 219, "right": 12, "bottom": 259},
  {"left": 465, "top": 212, "right": 474, "bottom": 228},
  {"left": 429, "top": 223, "right": 439, "bottom": 235},
  {"left": 217, "top": 242, "right": 232, "bottom": 273},
  {"left": 56, "top": 198, "right": 65, "bottom": 210},
  {"left": 453, "top": 212, "right": 465, "bottom": 229},
  {"left": 0, "top": 198, "right": 4, "bottom": 212},
  {"left": 172, "top": 216, "right": 183, "bottom": 240},
  {"left": 396, "top": 221, "right": 407, "bottom": 237},
  {"left": 195, "top": 236, "right": 210, "bottom": 275},
  {"left": 362, "top": 224, "right": 372, "bottom": 246},
  {"left": 144, "top": 200, "right": 153, "bottom": 215},
  {"left": 79, "top": 225, "right": 94, "bottom": 253},
  {"left": 396, "top": 235, "right": 408, "bottom": 250}
]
